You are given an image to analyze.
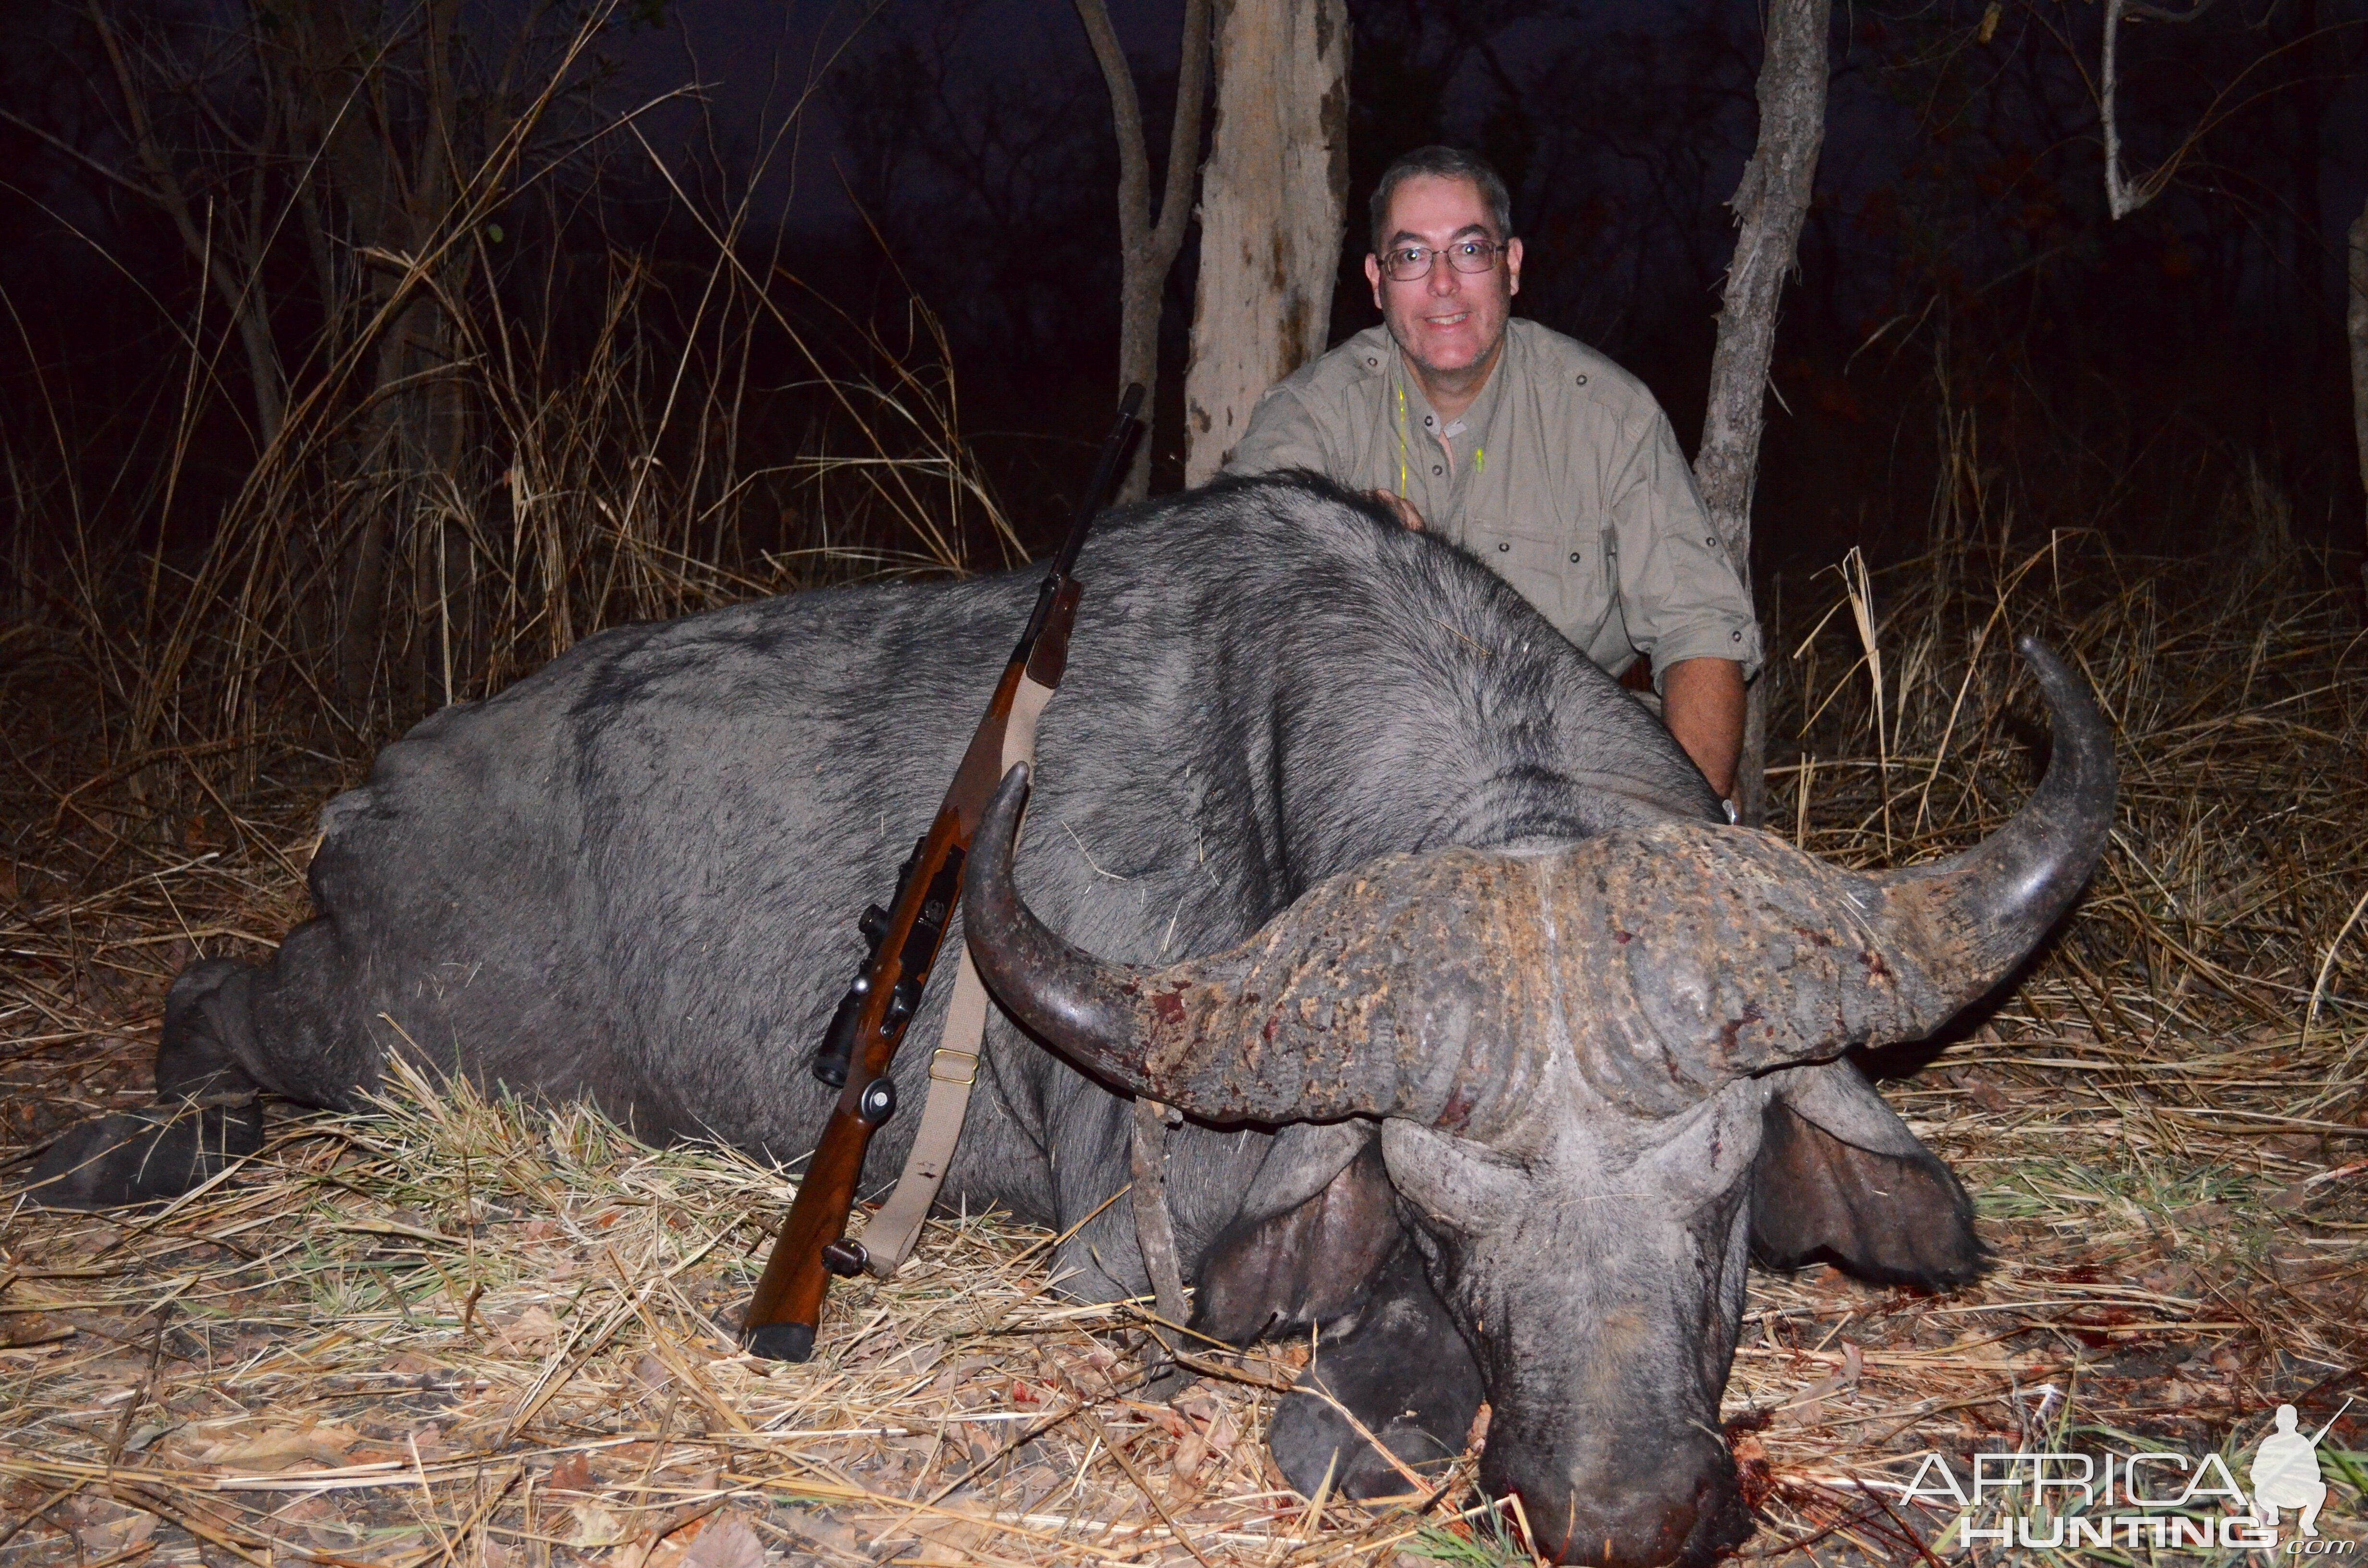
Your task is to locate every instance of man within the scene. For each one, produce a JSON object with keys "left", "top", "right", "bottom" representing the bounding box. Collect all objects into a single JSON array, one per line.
[
  {"left": 2249, "top": 1404, "right": 2329, "bottom": 1537},
  {"left": 1225, "top": 146, "right": 1761, "bottom": 801}
]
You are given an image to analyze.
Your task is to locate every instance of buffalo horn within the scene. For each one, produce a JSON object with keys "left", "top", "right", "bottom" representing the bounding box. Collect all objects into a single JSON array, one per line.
[
  {"left": 1862, "top": 634, "right": 2119, "bottom": 1017},
  {"left": 1567, "top": 636, "right": 2118, "bottom": 1111},
  {"left": 962, "top": 765, "right": 1524, "bottom": 1126}
]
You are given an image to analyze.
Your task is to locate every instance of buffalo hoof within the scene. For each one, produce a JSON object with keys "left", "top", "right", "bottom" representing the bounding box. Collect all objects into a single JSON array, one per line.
[
  {"left": 22, "top": 1101, "right": 264, "bottom": 1210},
  {"left": 1269, "top": 1247, "right": 1483, "bottom": 1500},
  {"left": 157, "top": 958, "right": 265, "bottom": 1102}
]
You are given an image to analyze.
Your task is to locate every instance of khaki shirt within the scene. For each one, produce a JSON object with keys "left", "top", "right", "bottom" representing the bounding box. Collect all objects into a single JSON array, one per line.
[{"left": 1225, "top": 319, "right": 1763, "bottom": 689}]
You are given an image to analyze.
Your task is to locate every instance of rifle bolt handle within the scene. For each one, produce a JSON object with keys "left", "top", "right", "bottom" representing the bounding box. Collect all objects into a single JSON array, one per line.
[{"left": 858, "top": 1077, "right": 898, "bottom": 1126}]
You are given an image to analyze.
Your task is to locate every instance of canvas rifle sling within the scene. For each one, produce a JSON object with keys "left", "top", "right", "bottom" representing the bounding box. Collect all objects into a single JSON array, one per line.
[{"left": 859, "top": 669, "right": 1056, "bottom": 1276}]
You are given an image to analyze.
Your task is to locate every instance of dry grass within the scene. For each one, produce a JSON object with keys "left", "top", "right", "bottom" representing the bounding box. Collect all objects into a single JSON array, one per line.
[{"left": 4, "top": 504, "right": 2366, "bottom": 1567}]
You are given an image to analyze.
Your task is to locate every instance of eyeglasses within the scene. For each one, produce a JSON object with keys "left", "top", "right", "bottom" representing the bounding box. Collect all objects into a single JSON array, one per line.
[{"left": 1377, "top": 239, "right": 1507, "bottom": 282}]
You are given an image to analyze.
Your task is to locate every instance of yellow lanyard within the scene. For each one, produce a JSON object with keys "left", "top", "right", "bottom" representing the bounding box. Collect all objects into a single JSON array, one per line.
[
  {"left": 1394, "top": 379, "right": 1410, "bottom": 499},
  {"left": 1394, "top": 362, "right": 1488, "bottom": 495}
]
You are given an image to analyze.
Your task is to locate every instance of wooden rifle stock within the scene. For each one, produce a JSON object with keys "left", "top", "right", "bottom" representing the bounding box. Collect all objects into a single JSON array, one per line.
[{"left": 741, "top": 385, "right": 1145, "bottom": 1361}]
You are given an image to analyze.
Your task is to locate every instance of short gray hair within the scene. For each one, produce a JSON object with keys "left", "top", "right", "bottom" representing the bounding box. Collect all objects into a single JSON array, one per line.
[{"left": 1368, "top": 147, "right": 1514, "bottom": 252}]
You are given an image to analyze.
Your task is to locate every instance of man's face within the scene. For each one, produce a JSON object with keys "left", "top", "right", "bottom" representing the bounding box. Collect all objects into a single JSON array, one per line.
[{"left": 1364, "top": 174, "right": 1523, "bottom": 384}]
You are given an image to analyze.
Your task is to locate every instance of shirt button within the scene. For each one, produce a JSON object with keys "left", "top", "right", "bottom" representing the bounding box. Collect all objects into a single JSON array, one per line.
[
  {"left": 1433, "top": 465, "right": 1444, "bottom": 476},
  {"left": 1569, "top": 551, "right": 1581, "bottom": 563},
  {"left": 1366, "top": 356, "right": 1379, "bottom": 367},
  {"left": 1423, "top": 416, "right": 1435, "bottom": 427},
  {"left": 1575, "top": 373, "right": 1588, "bottom": 385},
  {"left": 1705, "top": 536, "right": 1716, "bottom": 546},
  {"left": 1732, "top": 630, "right": 1744, "bottom": 641},
  {"left": 1497, "top": 541, "right": 1510, "bottom": 552}
]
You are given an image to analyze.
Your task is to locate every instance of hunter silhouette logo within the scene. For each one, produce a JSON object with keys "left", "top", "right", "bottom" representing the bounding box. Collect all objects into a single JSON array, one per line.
[
  {"left": 2250, "top": 1399, "right": 2351, "bottom": 1538},
  {"left": 1895, "top": 1393, "right": 2356, "bottom": 1553}
]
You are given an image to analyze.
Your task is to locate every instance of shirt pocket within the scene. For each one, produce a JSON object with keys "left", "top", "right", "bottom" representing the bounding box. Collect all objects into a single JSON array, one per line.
[{"left": 1465, "top": 520, "right": 1609, "bottom": 645}]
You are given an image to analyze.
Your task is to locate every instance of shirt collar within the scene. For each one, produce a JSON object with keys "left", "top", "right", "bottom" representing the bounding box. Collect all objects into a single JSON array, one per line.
[{"left": 1392, "top": 324, "right": 1515, "bottom": 448}]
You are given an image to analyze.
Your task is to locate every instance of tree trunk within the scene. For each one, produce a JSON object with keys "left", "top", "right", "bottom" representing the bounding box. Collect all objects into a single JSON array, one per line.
[
  {"left": 1181, "top": 0, "right": 1348, "bottom": 486},
  {"left": 2350, "top": 194, "right": 2368, "bottom": 561},
  {"left": 1075, "top": 0, "right": 1212, "bottom": 502},
  {"left": 1693, "top": 0, "right": 1829, "bottom": 827}
]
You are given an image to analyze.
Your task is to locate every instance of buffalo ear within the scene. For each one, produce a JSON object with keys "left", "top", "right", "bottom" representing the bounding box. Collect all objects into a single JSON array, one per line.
[
  {"left": 1193, "top": 1140, "right": 1401, "bottom": 1345},
  {"left": 1750, "top": 1062, "right": 1986, "bottom": 1289}
]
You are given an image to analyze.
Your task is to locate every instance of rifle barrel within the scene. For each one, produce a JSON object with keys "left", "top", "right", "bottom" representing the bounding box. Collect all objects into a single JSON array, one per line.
[
  {"left": 1048, "top": 383, "right": 1146, "bottom": 585},
  {"left": 739, "top": 385, "right": 1143, "bottom": 1361}
]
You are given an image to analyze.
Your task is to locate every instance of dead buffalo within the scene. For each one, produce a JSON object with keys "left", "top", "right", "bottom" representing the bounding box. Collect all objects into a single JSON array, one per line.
[{"left": 30, "top": 472, "right": 2114, "bottom": 1567}]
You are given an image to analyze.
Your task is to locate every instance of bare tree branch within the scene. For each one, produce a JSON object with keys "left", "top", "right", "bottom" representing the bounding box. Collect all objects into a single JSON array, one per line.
[
  {"left": 2100, "top": 0, "right": 2219, "bottom": 219},
  {"left": 1074, "top": 0, "right": 1211, "bottom": 500},
  {"left": 1694, "top": 0, "right": 1829, "bottom": 827},
  {"left": 83, "top": 0, "right": 288, "bottom": 441}
]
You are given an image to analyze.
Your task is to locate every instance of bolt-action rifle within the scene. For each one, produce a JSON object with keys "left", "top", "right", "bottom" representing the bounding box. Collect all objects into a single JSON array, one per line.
[{"left": 740, "top": 385, "right": 1145, "bottom": 1362}]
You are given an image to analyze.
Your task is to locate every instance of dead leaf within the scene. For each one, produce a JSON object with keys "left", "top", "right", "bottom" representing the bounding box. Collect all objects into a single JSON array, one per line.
[
  {"left": 122, "top": 1421, "right": 177, "bottom": 1453},
  {"left": 1967, "top": 1082, "right": 2013, "bottom": 1115},
  {"left": 2266, "top": 1181, "right": 2314, "bottom": 1213},
  {"left": 76, "top": 1510, "right": 157, "bottom": 1557},
  {"left": 1, "top": 1314, "right": 73, "bottom": 1349},
  {"left": 491, "top": 1305, "right": 560, "bottom": 1354},
  {"left": 1204, "top": 1404, "right": 1240, "bottom": 1461},
  {"left": 197, "top": 1423, "right": 360, "bottom": 1472},
  {"left": 269, "top": 1495, "right": 361, "bottom": 1549},
  {"left": 898, "top": 1523, "right": 973, "bottom": 1568},
  {"left": 1781, "top": 1347, "right": 1860, "bottom": 1427},
  {"left": 570, "top": 1501, "right": 627, "bottom": 1548},
  {"left": 547, "top": 1452, "right": 595, "bottom": 1492},
  {"left": 678, "top": 1517, "right": 768, "bottom": 1568},
  {"left": 774, "top": 1509, "right": 860, "bottom": 1559}
]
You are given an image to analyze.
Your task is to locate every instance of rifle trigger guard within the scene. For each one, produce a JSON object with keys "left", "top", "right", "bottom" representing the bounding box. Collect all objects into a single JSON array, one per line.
[{"left": 858, "top": 1077, "right": 898, "bottom": 1126}]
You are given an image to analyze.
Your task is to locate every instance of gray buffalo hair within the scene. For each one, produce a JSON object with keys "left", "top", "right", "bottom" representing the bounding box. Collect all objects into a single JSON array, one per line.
[{"left": 1368, "top": 146, "right": 1515, "bottom": 250}]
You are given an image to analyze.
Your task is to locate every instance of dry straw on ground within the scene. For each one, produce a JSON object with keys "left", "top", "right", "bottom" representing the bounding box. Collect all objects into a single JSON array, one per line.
[{"left": 3, "top": 519, "right": 2365, "bottom": 1567}]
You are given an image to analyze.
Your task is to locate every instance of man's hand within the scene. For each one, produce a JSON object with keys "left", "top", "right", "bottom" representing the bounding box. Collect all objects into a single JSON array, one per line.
[
  {"left": 1369, "top": 490, "right": 1427, "bottom": 532},
  {"left": 1661, "top": 657, "right": 1746, "bottom": 801}
]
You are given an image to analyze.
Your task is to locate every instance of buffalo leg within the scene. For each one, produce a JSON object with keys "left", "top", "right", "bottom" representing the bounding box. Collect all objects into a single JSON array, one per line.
[
  {"left": 25, "top": 960, "right": 271, "bottom": 1210},
  {"left": 155, "top": 958, "right": 269, "bottom": 1102},
  {"left": 1266, "top": 1245, "right": 1484, "bottom": 1500},
  {"left": 25, "top": 1101, "right": 264, "bottom": 1210},
  {"left": 25, "top": 936, "right": 382, "bottom": 1209}
]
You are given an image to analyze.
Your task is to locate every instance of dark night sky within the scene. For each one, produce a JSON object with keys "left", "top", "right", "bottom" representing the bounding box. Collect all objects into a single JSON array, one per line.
[
  {"left": 612, "top": 0, "right": 1199, "bottom": 225},
  {"left": 4, "top": 0, "right": 2364, "bottom": 582},
  {"left": 635, "top": 0, "right": 2368, "bottom": 565}
]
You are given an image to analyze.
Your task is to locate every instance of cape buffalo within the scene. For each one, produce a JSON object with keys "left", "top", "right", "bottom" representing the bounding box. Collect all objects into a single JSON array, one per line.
[{"left": 30, "top": 473, "right": 2115, "bottom": 1567}]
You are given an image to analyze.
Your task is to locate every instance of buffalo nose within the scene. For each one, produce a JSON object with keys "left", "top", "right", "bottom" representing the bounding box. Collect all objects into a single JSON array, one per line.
[{"left": 1494, "top": 1432, "right": 1752, "bottom": 1568}]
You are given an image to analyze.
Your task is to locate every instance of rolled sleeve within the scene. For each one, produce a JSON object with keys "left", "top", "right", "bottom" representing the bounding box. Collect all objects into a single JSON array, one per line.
[
  {"left": 1610, "top": 412, "right": 1765, "bottom": 691},
  {"left": 1222, "top": 384, "right": 1336, "bottom": 478}
]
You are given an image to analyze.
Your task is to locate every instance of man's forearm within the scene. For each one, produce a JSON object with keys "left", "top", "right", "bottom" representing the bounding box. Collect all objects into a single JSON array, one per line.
[{"left": 1662, "top": 657, "right": 1746, "bottom": 800}]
